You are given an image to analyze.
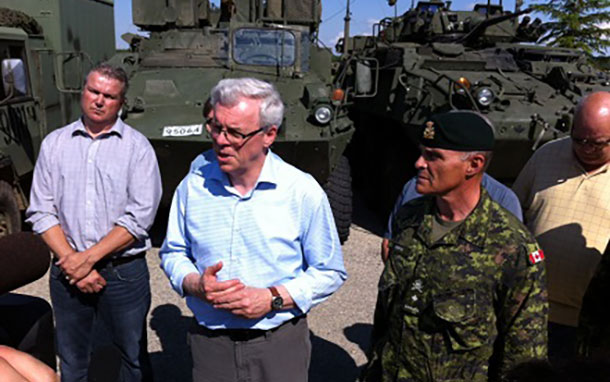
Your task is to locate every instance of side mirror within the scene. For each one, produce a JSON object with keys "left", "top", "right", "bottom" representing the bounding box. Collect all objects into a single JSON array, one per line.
[
  {"left": 1, "top": 59, "right": 28, "bottom": 98},
  {"left": 355, "top": 58, "right": 379, "bottom": 97}
]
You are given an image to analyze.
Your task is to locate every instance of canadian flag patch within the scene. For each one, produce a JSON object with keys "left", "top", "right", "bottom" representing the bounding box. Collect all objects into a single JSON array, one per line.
[{"left": 528, "top": 249, "right": 545, "bottom": 264}]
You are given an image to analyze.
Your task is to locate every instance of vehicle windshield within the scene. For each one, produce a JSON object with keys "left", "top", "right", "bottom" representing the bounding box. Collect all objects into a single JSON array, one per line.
[
  {"left": 233, "top": 28, "right": 296, "bottom": 67},
  {"left": 416, "top": 2, "right": 444, "bottom": 13}
]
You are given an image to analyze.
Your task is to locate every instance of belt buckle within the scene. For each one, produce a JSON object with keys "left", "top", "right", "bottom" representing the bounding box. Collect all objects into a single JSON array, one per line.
[{"left": 228, "top": 329, "right": 265, "bottom": 342}]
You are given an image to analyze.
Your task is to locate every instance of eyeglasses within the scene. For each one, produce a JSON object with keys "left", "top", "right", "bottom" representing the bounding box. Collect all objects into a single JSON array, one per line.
[
  {"left": 205, "top": 117, "right": 264, "bottom": 146},
  {"left": 572, "top": 136, "right": 610, "bottom": 149}
]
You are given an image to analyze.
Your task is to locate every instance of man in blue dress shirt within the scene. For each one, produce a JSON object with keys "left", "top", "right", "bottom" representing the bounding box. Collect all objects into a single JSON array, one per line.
[{"left": 160, "top": 78, "right": 347, "bottom": 382}]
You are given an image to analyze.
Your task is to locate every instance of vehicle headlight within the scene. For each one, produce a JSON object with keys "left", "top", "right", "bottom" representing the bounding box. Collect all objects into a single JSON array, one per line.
[
  {"left": 476, "top": 87, "right": 494, "bottom": 107},
  {"left": 313, "top": 105, "right": 333, "bottom": 125}
]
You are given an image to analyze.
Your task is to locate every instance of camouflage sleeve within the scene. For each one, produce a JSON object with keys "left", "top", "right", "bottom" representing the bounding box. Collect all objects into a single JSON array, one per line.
[
  {"left": 361, "top": 250, "right": 402, "bottom": 382},
  {"left": 369, "top": 252, "right": 400, "bottom": 354},
  {"left": 492, "top": 241, "right": 548, "bottom": 379}
]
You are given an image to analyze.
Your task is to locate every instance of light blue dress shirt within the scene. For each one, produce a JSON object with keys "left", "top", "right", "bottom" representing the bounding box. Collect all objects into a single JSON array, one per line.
[
  {"left": 384, "top": 173, "right": 523, "bottom": 238},
  {"left": 160, "top": 150, "right": 347, "bottom": 330},
  {"left": 26, "top": 118, "right": 162, "bottom": 256}
]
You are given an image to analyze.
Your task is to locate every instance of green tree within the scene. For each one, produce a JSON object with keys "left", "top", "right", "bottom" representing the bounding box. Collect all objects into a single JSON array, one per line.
[{"left": 533, "top": 0, "right": 610, "bottom": 55}]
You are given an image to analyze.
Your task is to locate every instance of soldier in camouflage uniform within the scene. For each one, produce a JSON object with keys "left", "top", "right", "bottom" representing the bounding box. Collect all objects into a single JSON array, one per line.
[{"left": 361, "top": 111, "right": 548, "bottom": 382}]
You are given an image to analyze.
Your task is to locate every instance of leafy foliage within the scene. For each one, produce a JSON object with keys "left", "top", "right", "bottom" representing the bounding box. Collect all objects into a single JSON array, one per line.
[{"left": 532, "top": 0, "right": 610, "bottom": 55}]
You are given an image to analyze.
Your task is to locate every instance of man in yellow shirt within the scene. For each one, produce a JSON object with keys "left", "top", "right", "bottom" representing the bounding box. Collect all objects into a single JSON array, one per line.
[{"left": 513, "top": 91, "right": 610, "bottom": 362}]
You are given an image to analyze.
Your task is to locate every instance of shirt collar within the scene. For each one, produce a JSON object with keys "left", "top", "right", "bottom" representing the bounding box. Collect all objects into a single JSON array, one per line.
[
  {"left": 256, "top": 150, "right": 278, "bottom": 186},
  {"left": 207, "top": 149, "right": 279, "bottom": 189},
  {"left": 567, "top": 137, "right": 609, "bottom": 177},
  {"left": 71, "top": 117, "right": 124, "bottom": 138}
]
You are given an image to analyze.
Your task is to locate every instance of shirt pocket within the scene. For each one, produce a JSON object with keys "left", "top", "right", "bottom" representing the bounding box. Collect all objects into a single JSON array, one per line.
[
  {"left": 432, "top": 288, "right": 492, "bottom": 351},
  {"left": 97, "top": 160, "right": 130, "bottom": 212}
]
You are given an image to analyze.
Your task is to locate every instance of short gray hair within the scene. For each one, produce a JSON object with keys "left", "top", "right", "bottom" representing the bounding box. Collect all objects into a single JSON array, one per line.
[
  {"left": 85, "top": 63, "right": 129, "bottom": 98},
  {"left": 210, "top": 78, "right": 284, "bottom": 129},
  {"left": 461, "top": 150, "right": 493, "bottom": 171}
]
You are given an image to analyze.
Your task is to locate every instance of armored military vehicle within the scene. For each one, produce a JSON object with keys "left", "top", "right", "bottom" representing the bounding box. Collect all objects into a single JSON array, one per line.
[
  {"left": 110, "top": 0, "right": 355, "bottom": 241},
  {"left": 0, "top": 1, "right": 115, "bottom": 236},
  {"left": 336, "top": 0, "right": 610, "bottom": 215}
]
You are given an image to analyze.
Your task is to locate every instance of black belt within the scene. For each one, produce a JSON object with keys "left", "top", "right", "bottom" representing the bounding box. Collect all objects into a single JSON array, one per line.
[
  {"left": 197, "top": 315, "right": 306, "bottom": 342},
  {"left": 97, "top": 252, "right": 146, "bottom": 268},
  {"left": 54, "top": 252, "right": 146, "bottom": 268}
]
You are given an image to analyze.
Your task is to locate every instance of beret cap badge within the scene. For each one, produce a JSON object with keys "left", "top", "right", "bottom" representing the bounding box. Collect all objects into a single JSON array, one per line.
[
  {"left": 419, "top": 111, "right": 495, "bottom": 151},
  {"left": 423, "top": 121, "right": 435, "bottom": 140}
]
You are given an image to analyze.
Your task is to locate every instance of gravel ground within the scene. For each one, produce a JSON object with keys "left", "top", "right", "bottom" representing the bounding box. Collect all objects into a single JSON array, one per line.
[{"left": 15, "top": 198, "right": 385, "bottom": 382}]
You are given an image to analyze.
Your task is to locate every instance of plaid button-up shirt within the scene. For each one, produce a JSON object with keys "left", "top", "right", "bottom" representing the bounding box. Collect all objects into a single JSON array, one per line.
[{"left": 26, "top": 118, "right": 162, "bottom": 257}]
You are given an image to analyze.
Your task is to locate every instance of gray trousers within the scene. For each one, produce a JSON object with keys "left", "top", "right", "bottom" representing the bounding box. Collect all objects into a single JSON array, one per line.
[{"left": 188, "top": 316, "right": 311, "bottom": 382}]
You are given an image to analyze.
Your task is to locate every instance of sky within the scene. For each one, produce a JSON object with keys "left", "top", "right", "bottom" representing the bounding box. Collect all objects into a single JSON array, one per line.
[{"left": 113, "top": 0, "right": 530, "bottom": 50}]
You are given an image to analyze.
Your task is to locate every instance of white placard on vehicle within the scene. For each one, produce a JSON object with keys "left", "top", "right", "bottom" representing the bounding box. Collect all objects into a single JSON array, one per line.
[{"left": 162, "top": 124, "right": 203, "bottom": 137}]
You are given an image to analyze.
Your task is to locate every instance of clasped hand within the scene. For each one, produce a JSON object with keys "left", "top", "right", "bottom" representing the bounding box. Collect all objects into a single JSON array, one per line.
[
  {"left": 185, "top": 261, "right": 273, "bottom": 319},
  {"left": 74, "top": 270, "right": 107, "bottom": 294},
  {"left": 57, "top": 250, "right": 95, "bottom": 284}
]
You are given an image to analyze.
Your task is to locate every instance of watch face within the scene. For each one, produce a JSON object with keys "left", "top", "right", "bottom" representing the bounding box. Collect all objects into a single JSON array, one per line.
[{"left": 272, "top": 296, "right": 284, "bottom": 310}]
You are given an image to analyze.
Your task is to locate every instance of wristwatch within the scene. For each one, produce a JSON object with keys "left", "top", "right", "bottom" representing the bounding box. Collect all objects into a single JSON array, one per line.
[{"left": 269, "top": 286, "right": 284, "bottom": 311}]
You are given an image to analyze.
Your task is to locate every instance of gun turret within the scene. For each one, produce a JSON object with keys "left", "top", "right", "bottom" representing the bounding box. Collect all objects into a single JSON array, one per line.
[
  {"left": 389, "top": 1, "right": 534, "bottom": 47},
  {"left": 457, "top": 7, "right": 532, "bottom": 46}
]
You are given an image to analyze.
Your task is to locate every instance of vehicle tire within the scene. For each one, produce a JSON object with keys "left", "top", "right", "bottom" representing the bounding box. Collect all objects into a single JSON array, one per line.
[
  {"left": 0, "top": 181, "right": 21, "bottom": 237},
  {"left": 324, "top": 156, "right": 352, "bottom": 244}
]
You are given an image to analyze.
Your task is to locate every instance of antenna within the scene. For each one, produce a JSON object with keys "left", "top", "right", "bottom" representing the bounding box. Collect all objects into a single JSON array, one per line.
[
  {"left": 343, "top": 0, "right": 351, "bottom": 57},
  {"left": 515, "top": 0, "right": 523, "bottom": 26}
]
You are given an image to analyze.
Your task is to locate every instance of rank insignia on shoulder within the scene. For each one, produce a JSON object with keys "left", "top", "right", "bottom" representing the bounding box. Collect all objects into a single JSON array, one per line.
[{"left": 528, "top": 249, "right": 545, "bottom": 265}]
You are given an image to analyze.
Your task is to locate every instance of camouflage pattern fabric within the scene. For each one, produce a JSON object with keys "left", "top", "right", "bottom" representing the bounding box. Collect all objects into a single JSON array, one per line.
[
  {"left": 361, "top": 189, "right": 548, "bottom": 382},
  {"left": 577, "top": 240, "right": 610, "bottom": 359},
  {"left": 0, "top": 7, "right": 43, "bottom": 35}
]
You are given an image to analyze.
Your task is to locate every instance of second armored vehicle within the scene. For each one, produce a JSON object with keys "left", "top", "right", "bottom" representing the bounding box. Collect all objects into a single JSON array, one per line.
[{"left": 337, "top": 1, "right": 610, "bottom": 214}]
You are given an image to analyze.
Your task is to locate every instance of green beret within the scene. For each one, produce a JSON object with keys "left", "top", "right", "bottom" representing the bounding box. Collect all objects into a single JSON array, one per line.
[{"left": 418, "top": 111, "right": 495, "bottom": 151}]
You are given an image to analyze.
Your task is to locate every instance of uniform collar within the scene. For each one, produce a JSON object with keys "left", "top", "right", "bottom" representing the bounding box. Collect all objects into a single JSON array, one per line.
[{"left": 415, "top": 187, "right": 491, "bottom": 249}]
